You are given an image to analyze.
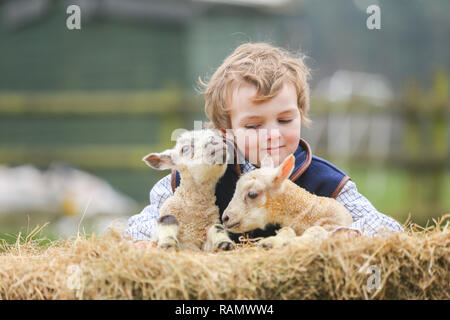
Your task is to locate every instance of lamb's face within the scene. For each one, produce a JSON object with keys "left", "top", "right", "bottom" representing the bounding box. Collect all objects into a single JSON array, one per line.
[
  {"left": 143, "top": 129, "right": 229, "bottom": 184},
  {"left": 222, "top": 155, "right": 295, "bottom": 233},
  {"left": 174, "top": 129, "right": 229, "bottom": 181},
  {"left": 222, "top": 168, "right": 275, "bottom": 233}
]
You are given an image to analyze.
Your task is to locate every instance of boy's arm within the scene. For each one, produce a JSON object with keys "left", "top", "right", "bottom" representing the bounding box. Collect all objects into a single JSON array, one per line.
[
  {"left": 333, "top": 180, "right": 404, "bottom": 237},
  {"left": 125, "top": 173, "right": 173, "bottom": 241}
]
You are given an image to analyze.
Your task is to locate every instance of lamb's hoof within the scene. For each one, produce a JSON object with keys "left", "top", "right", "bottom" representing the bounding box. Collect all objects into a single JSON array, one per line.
[
  {"left": 216, "top": 241, "right": 235, "bottom": 251},
  {"left": 159, "top": 243, "right": 176, "bottom": 250},
  {"left": 259, "top": 242, "right": 273, "bottom": 249},
  {"left": 158, "top": 237, "right": 179, "bottom": 251}
]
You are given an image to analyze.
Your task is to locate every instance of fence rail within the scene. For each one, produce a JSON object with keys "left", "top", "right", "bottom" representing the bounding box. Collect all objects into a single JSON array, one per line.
[{"left": 0, "top": 90, "right": 200, "bottom": 115}]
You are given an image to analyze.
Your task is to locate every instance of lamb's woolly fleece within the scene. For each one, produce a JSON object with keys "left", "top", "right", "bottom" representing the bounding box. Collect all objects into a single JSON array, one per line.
[{"left": 265, "top": 179, "right": 353, "bottom": 234}]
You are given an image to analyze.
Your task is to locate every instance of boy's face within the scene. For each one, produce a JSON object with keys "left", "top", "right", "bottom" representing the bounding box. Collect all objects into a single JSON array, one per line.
[{"left": 229, "top": 82, "right": 301, "bottom": 167}]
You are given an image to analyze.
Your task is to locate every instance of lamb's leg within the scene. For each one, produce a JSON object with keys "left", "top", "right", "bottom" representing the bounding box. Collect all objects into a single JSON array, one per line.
[
  {"left": 292, "top": 226, "right": 330, "bottom": 244},
  {"left": 157, "top": 214, "right": 180, "bottom": 250},
  {"left": 203, "top": 224, "right": 235, "bottom": 252},
  {"left": 258, "top": 227, "right": 297, "bottom": 249}
]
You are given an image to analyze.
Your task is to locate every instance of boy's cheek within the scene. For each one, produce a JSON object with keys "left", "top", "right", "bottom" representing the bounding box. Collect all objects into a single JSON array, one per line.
[{"left": 286, "top": 131, "right": 301, "bottom": 153}]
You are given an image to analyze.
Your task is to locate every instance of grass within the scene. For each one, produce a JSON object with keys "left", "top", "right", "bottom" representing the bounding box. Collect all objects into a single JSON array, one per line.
[{"left": 0, "top": 215, "right": 448, "bottom": 300}]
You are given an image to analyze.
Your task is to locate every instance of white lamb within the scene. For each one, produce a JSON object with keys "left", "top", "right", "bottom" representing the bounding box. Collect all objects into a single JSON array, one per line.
[
  {"left": 222, "top": 154, "right": 353, "bottom": 248},
  {"left": 143, "top": 129, "right": 235, "bottom": 252}
]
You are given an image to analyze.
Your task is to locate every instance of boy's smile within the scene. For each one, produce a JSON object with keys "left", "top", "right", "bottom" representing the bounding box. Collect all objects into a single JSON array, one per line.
[{"left": 228, "top": 82, "right": 301, "bottom": 167}]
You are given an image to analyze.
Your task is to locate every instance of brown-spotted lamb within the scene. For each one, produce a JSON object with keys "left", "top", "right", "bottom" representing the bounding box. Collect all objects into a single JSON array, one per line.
[
  {"left": 143, "top": 129, "right": 235, "bottom": 252},
  {"left": 222, "top": 154, "right": 353, "bottom": 248}
]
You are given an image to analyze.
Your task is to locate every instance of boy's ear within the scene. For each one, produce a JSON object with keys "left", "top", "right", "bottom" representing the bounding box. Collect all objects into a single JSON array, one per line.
[
  {"left": 272, "top": 154, "right": 295, "bottom": 186},
  {"left": 142, "top": 150, "right": 175, "bottom": 170}
]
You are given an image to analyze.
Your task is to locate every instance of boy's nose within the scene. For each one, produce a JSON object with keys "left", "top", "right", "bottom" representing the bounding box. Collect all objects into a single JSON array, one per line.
[{"left": 267, "top": 128, "right": 282, "bottom": 141}]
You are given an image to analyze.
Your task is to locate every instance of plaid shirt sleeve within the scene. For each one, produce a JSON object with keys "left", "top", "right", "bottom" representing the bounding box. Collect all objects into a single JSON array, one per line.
[
  {"left": 125, "top": 173, "right": 173, "bottom": 240},
  {"left": 333, "top": 180, "right": 404, "bottom": 237}
]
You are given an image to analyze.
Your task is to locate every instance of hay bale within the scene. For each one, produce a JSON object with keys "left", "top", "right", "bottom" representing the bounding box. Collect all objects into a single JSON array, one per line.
[{"left": 0, "top": 217, "right": 449, "bottom": 300}]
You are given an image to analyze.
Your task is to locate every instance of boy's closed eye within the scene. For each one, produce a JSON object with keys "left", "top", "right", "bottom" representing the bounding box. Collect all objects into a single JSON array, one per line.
[{"left": 244, "top": 119, "right": 293, "bottom": 129}]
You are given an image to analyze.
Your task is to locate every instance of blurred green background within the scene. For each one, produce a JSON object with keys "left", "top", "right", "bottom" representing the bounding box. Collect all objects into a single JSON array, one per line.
[{"left": 0, "top": 0, "right": 449, "bottom": 238}]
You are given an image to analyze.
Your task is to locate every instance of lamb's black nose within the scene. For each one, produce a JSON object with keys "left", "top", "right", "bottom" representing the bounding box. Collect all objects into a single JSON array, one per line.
[{"left": 222, "top": 214, "right": 229, "bottom": 224}]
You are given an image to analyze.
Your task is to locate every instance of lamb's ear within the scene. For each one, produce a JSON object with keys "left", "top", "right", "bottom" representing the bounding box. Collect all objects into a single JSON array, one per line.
[
  {"left": 260, "top": 154, "right": 274, "bottom": 168},
  {"left": 272, "top": 155, "right": 295, "bottom": 186},
  {"left": 142, "top": 151, "right": 175, "bottom": 170}
]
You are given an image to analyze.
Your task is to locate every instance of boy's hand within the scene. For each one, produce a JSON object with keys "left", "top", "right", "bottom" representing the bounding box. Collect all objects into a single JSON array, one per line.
[
  {"left": 132, "top": 240, "right": 151, "bottom": 248},
  {"left": 332, "top": 228, "right": 361, "bottom": 239}
]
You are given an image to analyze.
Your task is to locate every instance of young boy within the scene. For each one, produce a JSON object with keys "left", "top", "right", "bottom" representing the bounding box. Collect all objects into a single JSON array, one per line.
[{"left": 126, "top": 42, "right": 403, "bottom": 242}]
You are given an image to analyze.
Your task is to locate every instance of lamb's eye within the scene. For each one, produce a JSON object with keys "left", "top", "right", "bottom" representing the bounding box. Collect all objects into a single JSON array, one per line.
[
  {"left": 181, "top": 145, "right": 190, "bottom": 154},
  {"left": 247, "top": 192, "right": 258, "bottom": 199}
]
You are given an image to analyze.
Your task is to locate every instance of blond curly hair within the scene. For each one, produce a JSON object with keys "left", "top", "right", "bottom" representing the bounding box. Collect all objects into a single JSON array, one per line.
[{"left": 200, "top": 42, "right": 311, "bottom": 130}]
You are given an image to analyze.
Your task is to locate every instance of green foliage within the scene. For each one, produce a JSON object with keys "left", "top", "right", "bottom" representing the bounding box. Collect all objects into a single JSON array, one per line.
[{"left": 0, "top": 223, "right": 57, "bottom": 250}]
